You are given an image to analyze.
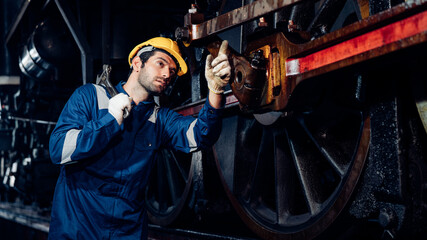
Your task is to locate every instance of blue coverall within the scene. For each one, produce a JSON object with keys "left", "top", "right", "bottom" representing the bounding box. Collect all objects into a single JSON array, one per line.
[{"left": 48, "top": 82, "right": 223, "bottom": 239}]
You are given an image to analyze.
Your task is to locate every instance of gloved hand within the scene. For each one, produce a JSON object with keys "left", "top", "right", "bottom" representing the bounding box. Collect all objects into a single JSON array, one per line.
[
  {"left": 205, "top": 40, "right": 231, "bottom": 94},
  {"left": 108, "top": 93, "right": 132, "bottom": 125}
]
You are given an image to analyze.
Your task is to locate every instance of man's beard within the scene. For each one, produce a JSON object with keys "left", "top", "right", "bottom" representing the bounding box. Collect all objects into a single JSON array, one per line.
[{"left": 138, "top": 72, "right": 164, "bottom": 96}]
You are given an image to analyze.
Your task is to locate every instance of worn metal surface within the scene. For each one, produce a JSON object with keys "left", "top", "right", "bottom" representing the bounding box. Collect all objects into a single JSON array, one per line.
[
  {"left": 176, "top": 0, "right": 303, "bottom": 44},
  {"left": 272, "top": 1, "right": 427, "bottom": 112},
  {"left": 185, "top": 1, "right": 427, "bottom": 113},
  {"left": 286, "top": 4, "right": 427, "bottom": 83}
]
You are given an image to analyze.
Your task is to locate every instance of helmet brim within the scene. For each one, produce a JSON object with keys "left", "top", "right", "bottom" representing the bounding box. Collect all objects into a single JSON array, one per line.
[{"left": 128, "top": 39, "right": 188, "bottom": 76}]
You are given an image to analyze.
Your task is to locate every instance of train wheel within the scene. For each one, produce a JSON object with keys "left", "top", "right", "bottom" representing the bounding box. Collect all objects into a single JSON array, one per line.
[
  {"left": 214, "top": 77, "right": 371, "bottom": 239},
  {"left": 145, "top": 149, "right": 194, "bottom": 226}
]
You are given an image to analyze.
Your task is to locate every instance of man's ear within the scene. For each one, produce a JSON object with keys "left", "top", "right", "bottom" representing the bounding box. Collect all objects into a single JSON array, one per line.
[{"left": 132, "top": 56, "right": 142, "bottom": 71}]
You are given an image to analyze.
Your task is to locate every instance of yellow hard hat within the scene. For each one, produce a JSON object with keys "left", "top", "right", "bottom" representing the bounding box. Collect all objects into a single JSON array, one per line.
[{"left": 128, "top": 37, "right": 187, "bottom": 76}]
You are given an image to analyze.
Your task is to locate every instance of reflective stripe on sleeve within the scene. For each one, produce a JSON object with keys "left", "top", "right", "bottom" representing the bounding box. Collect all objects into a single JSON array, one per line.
[
  {"left": 60, "top": 129, "right": 81, "bottom": 164},
  {"left": 186, "top": 119, "right": 198, "bottom": 152},
  {"left": 94, "top": 84, "right": 109, "bottom": 110},
  {"left": 148, "top": 106, "right": 160, "bottom": 123}
]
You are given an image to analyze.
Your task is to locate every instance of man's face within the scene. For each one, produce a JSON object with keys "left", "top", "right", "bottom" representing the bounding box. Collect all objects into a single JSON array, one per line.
[{"left": 137, "top": 51, "right": 177, "bottom": 95}]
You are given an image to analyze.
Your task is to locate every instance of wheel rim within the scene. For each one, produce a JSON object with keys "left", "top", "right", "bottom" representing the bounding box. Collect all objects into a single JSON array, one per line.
[
  {"left": 214, "top": 79, "right": 370, "bottom": 239},
  {"left": 145, "top": 149, "right": 194, "bottom": 226}
]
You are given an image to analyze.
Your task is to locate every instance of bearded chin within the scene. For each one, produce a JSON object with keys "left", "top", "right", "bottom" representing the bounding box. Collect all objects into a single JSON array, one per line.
[
  {"left": 148, "top": 85, "right": 164, "bottom": 96},
  {"left": 139, "top": 75, "right": 164, "bottom": 96}
]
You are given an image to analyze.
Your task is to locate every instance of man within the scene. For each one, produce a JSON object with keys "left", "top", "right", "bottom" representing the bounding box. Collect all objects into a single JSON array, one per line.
[{"left": 48, "top": 37, "right": 231, "bottom": 239}]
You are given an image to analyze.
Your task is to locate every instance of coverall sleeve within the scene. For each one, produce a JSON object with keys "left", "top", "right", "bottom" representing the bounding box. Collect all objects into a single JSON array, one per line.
[
  {"left": 162, "top": 97, "right": 223, "bottom": 153},
  {"left": 49, "top": 85, "right": 121, "bottom": 165}
]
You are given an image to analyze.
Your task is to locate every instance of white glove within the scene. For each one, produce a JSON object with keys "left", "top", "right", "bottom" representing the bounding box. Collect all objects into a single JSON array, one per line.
[
  {"left": 205, "top": 40, "right": 231, "bottom": 94},
  {"left": 108, "top": 93, "right": 132, "bottom": 125}
]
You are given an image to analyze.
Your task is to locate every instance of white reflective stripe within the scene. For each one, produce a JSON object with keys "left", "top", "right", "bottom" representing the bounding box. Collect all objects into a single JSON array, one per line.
[
  {"left": 286, "top": 58, "right": 300, "bottom": 76},
  {"left": 148, "top": 106, "right": 160, "bottom": 123},
  {"left": 61, "top": 129, "right": 81, "bottom": 164},
  {"left": 93, "top": 84, "right": 109, "bottom": 110},
  {"left": 186, "top": 119, "right": 198, "bottom": 152}
]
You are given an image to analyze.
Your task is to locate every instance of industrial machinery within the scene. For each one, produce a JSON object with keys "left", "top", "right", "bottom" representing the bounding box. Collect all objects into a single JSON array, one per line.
[
  {"left": 0, "top": 0, "right": 426, "bottom": 239},
  {"left": 148, "top": 1, "right": 427, "bottom": 239}
]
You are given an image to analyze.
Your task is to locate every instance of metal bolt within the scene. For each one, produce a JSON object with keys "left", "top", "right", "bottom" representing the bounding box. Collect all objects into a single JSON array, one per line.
[
  {"left": 189, "top": 4, "right": 198, "bottom": 13},
  {"left": 288, "top": 20, "right": 299, "bottom": 32},
  {"left": 258, "top": 17, "right": 268, "bottom": 27}
]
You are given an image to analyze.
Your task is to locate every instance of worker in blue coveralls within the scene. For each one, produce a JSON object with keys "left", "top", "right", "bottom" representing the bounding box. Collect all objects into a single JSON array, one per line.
[{"left": 48, "top": 37, "right": 231, "bottom": 239}]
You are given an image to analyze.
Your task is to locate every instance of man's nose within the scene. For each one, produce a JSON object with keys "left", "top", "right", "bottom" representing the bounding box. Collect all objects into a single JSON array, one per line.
[{"left": 162, "top": 68, "right": 171, "bottom": 79}]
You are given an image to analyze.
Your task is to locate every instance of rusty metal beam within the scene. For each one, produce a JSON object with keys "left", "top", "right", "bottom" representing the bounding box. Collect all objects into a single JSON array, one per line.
[
  {"left": 176, "top": 0, "right": 427, "bottom": 114},
  {"left": 286, "top": 2, "right": 427, "bottom": 83},
  {"left": 177, "top": 0, "right": 303, "bottom": 44}
]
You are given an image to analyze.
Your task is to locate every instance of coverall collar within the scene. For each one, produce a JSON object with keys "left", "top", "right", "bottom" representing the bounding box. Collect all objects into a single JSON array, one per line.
[{"left": 116, "top": 81, "right": 156, "bottom": 107}]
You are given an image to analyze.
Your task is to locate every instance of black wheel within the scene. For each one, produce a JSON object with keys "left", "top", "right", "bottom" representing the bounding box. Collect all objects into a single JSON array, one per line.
[
  {"left": 214, "top": 76, "right": 370, "bottom": 239},
  {"left": 145, "top": 149, "right": 194, "bottom": 226}
]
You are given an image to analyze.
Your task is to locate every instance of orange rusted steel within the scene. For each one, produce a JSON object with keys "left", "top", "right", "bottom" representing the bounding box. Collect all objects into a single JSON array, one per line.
[
  {"left": 245, "top": 1, "right": 427, "bottom": 112},
  {"left": 287, "top": 8, "right": 427, "bottom": 82},
  {"left": 176, "top": 0, "right": 303, "bottom": 45},
  {"left": 176, "top": 1, "right": 427, "bottom": 114}
]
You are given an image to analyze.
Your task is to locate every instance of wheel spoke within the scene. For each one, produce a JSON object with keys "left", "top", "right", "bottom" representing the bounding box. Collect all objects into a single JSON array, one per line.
[
  {"left": 237, "top": 119, "right": 262, "bottom": 202},
  {"left": 249, "top": 128, "right": 270, "bottom": 203},
  {"left": 275, "top": 130, "right": 292, "bottom": 224},
  {"left": 170, "top": 151, "right": 189, "bottom": 182},
  {"left": 296, "top": 115, "right": 346, "bottom": 177},
  {"left": 288, "top": 136, "right": 321, "bottom": 215}
]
